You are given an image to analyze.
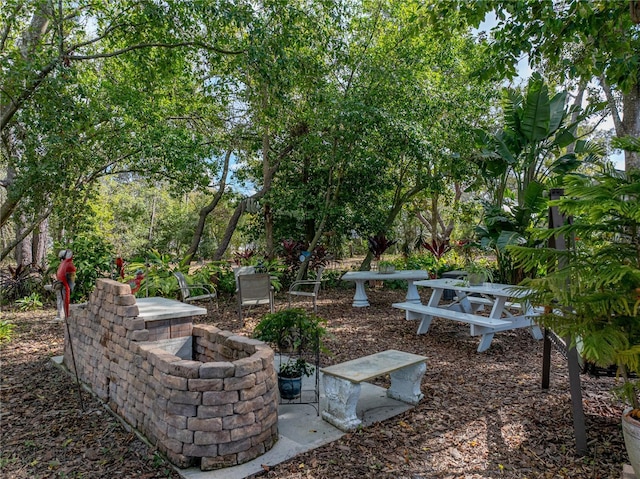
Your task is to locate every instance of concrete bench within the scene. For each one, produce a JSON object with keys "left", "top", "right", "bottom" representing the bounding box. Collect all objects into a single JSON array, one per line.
[{"left": 320, "top": 349, "right": 427, "bottom": 431}]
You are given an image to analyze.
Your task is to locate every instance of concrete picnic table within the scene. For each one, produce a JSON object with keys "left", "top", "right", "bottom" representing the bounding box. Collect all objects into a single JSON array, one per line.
[{"left": 340, "top": 270, "right": 431, "bottom": 307}]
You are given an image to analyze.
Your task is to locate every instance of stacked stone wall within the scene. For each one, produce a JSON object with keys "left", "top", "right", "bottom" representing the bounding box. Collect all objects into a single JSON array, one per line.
[{"left": 63, "top": 278, "right": 279, "bottom": 471}]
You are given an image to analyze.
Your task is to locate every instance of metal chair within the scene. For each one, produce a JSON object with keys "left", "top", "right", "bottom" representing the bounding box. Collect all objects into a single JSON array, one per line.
[
  {"left": 237, "top": 273, "right": 275, "bottom": 322},
  {"left": 288, "top": 266, "right": 324, "bottom": 313},
  {"left": 174, "top": 271, "right": 218, "bottom": 311},
  {"left": 233, "top": 265, "right": 256, "bottom": 290}
]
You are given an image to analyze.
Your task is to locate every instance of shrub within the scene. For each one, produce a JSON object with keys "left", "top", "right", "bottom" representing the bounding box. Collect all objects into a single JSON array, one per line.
[
  {"left": 0, "top": 320, "right": 15, "bottom": 343},
  {"left": 15, "top": 293, "right": 43, "bottom": 311}
]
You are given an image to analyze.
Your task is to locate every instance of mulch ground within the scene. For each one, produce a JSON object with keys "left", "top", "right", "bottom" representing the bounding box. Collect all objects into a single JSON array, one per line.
[{"left": 0, "top": 286, "right": 631, "bottom": 478}]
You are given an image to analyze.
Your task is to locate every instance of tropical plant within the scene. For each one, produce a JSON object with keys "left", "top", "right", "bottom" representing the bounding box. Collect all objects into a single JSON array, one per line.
[
  {"left": 368, "top": 233, "right": 398, "bottom": 261},
  {"left": 0, "top": 264, "right": 45, "bottom": 304},
  {"left": 472, "top": 73, "right": 603, "bottom": 283},
  {"left": 421, "top": 239, "right": 452, "bottom": 261},
  {"left": 125, "top": 250, "right": 176, "bottom": 298},
  {"left": 510, "top": 168, "right": 640, "bottom": 411},
  {"left": 465, "top": 261, "right": 494, "bottom": 286}
]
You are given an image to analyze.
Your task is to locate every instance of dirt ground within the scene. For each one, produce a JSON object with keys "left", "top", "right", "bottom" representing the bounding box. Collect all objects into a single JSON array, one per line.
[{"left": 0, "top": 285, "right": 631, "bottom": 478}]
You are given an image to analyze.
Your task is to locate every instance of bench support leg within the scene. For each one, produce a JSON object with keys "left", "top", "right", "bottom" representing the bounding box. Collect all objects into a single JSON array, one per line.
[
  {"left": 405, "top": 280, "right": 421, "bottom": 303},
  {"left": 406, "top": 311, "right": 432, "bottom": 334},
  {"left": 387, "top": 362, "right": 426, "bottom": 405},
  {"left": 321, "top": 375, "right": 362, "bottom": 431},
  {"left": 475, "top": 332, "right": 495, "bottom": 353}
]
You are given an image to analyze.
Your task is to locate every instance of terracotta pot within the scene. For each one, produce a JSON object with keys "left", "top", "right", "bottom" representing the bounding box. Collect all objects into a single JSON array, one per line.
[{"left": 622, "top": 408, "right": 640, "bottom": 476}]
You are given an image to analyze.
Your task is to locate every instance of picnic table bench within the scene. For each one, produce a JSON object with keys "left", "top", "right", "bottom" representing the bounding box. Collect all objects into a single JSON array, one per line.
[{"left": 320, "top": 349, "right": 427, "bottom": 431}]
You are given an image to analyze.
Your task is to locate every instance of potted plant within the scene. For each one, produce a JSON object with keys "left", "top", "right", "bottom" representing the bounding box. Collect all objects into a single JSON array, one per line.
[
  {"left": 276, "top": 357, "right": 316, "bottom": 399},
  {"left": 510, "top": 170, "right": 640, "bottom": 474},
  {"left": 253, "top": 308, "right": 327, "bottom": 352},
  {"left": 253, "top": 308, "right": 328, "bottom": 400},
  {"left": 378, "top": 260, "right": 396, "bottom": 274},
  {"left": 465, "top": 262, "right": 493, "bottom": 286}
]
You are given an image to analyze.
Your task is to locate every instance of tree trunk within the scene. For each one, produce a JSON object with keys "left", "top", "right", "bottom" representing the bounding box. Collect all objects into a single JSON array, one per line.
[
  {"left": 601, "top": 76, "right": 640, "bottom": 171},
  {"left": 212, "top": 199, "right": 247, "bottom": 261},
  {"left": 264, "top": 202, "right": 274, "bottom": 259},
  {"left": 32, "top": 216, "right": 48, "bottom": 268},
  {"left": 623, "top": 82, "right": 640, "bottom": 171},
  {"left": 183, "top": 149, "right": 231, "bottom": 263}
]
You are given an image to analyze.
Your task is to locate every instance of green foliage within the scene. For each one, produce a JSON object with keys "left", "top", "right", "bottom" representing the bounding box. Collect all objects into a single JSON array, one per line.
[
  {"left": 126, "top": 250, "right": 177, "bottom": 298},
  {"left": 278, "top": 357, "right": 315, "bottom": 378},
  {"left": 253, "top": 308, "right": 327, "bottom": 354},
  {"left": 0, "top": 265, "right": 45, "bottom": 304},
  {"left": 472, "top": 73, "right": 602, "bottom": 283},
  {"left": 15, "top": 293, "right": 43, "bottom": 311},
  {"left": 0, "top": 320, "right": 15, "bottom": 343},
  {"left": 320, "top": 269, "right": 348, "bottom": 289},
  {"left": 49, "top": 234, "right": 114, "bottom": 301},
  {"left": 402, "top": 254, "right": 440, "bottom": 275},
  {"left": 511, "top": 169, "right": 640, "bottom": 408},
  {"left": 465, "top": 261, "right": 494, "bottom": 285}
]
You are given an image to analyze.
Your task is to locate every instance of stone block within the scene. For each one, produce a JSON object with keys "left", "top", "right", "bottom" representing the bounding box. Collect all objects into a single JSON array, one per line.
[
  {"left": 187, "top": 417, "right": 223, "bottom": 432},
  {"left": 148, "top": 350, "right": 181, "bottom": 372},
  {"left": 166, "top": 402, "right": 197, "bottom": 417},
  {"left": 197, "top": 404, "right": 234, "bottom": 419},
  {"left": 115, "top": 294, "right": 137, "bottom": 306},
  {"left": 183, "top": 443, "right": 219, "bottom": 457},
  {"left": 201, "top": 454, "right": 236, "bottom": 471},
  {"left": 218, "top": 437, "right": 251, "bottom": 455},
  {"left": 233, "top": 356, "right": 264, "bottom": 377},
  {"left": 194, "top": 429, "right": 231, "bottom": 445},
  {"left": 167, "top": 424, "right": 194, "bottom": 444},
  {"left": 230, "top": 422, "right": 262, "bottom": 442},
  {"left": 162, "top": 437, "right": 184, "bottom": 454},
  {"left": 199, "top": 361, "right": 235, "bottom": 379},
  {"left": 234, "top": 396, "right": 265, "bottom": 415},
  {"left": 168, "top": 360, "right": 201, "bottom": 379},
  {"left": 252, "top": 427, "right": 278, "bottom": 447},
  {"left": 124, "top": 317, "right": 145, "bottom": 331},
  {"left": 112, "top": 324, "right": 126, "bottom": 338},
  {"left": 165, "top": 413, "right": 188, "bottom": 429},
  {"left": 237, "top": 442, "right": 265, "bottom": 464},
  {"left": 239, "top": 381, "right": 267, "bottom": 401},
  {"left": 165, "top": 451, "right": 193, "bottom": 469},
  {"left": 188, "top": 378, "right": 224, "bottom": 392},
  {"left": 169, "top": 389, "right": 202, "bottom": 406},
  {"left": 224, "top": 374, "right": 256, "bottom": 391},
  {"left": 222, "top": 412, "right": 255, "bottom": 430},
  {"left": 202, "top": 390, "right": 239, "bottom": 406}
]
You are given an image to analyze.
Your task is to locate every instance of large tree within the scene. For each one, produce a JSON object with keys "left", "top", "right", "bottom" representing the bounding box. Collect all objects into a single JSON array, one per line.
[
  {"left": 0, "top": 1, "right": 243, "bottom": 263},
  {"left": 429, "top": 0, "right": 640, "bottom": 171}
]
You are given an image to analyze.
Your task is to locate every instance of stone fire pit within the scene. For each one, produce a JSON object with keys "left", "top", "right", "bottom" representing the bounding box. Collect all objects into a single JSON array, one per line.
[{"left": 63, "top": 278, "right": 279, "bottom": 471}]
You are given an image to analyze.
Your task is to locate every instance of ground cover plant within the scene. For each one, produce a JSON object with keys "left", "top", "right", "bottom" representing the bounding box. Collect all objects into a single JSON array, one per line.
[{"left": 0, "top": 283, "right": 630, "bottom": 479}]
